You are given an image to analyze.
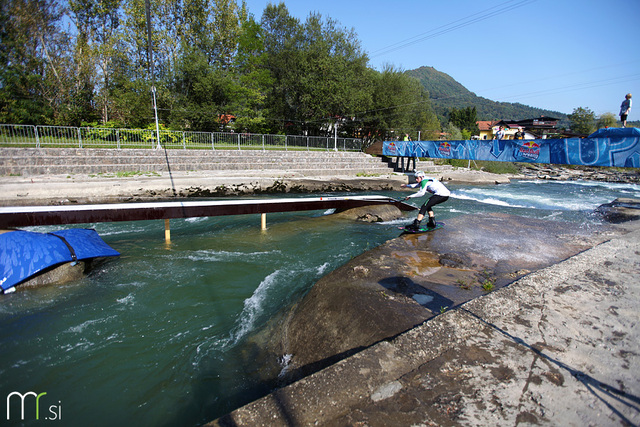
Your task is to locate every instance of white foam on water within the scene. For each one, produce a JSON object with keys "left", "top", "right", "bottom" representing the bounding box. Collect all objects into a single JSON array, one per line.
[
  {"left": 230, "top": 269, "right": 282, "bottom": 344},
  {"left": 184, "top": 216, "right": 207, "bottom": 223},
  {"left": 316, "top": 262, "right": 330, "bottom": 275},
  {"left": 176, "top": 249, "right": 277, "bottom": 262},
  {"left": 554, "top": 179, "right": 640, "bottom": 192},
  {"left": 451, "top": 193, "right": 527, "bottom": 208},
  {"left": 65, "top": 315, "right": 117, "bottom": 334},
  {"left": 116, "top": 293, "right": 135, "bottom": 306},
  {"left": 379, "top": 218, "right": 410, "bottom": 226},
  {"left": 278, "top": 353, "right": 294, "bottom": 379},
  {"left": 452, "top": 183, "right": 613, "bottom": 211}
]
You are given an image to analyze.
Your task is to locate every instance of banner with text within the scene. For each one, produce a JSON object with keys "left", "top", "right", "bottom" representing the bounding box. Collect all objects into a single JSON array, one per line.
[{"left": 382, "top": 128, "right": 640, "bottom": 168}]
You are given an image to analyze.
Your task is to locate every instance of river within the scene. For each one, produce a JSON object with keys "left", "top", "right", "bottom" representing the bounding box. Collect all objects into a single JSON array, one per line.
[{"left": 1, "top": 179, "right": 639, "bottom": 426}]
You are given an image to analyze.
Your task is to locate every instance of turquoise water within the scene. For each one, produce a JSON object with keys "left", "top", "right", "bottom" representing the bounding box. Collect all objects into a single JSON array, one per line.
[{"left": 1, "top": 180, "right": 639, "bottom": 426}]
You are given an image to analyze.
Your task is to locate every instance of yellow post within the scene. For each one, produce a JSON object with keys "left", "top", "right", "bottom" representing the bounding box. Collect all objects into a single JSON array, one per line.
[
  {"left": 261, "top": 213, "right": 267, "bottom": 231},
  {"left": 164, "top": 219, "right": 171, "bottom": 243}
]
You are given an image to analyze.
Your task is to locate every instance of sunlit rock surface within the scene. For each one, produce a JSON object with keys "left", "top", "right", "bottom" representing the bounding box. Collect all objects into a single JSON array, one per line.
[{"left": 248, "top": 213, "right": 618, "bottom": 384}]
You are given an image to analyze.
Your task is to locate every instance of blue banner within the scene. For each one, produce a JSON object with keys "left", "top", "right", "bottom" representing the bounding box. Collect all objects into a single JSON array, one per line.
[{"left": 383, "top": 128, "right": 640, "bottom": 168}]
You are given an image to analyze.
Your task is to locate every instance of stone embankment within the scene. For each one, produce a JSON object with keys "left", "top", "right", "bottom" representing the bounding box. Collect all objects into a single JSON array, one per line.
[
  {"left": 0, "top": 148, "right": 518, "bottom": 206},
  {"left": 519, "top": 163, "right": 640, "bottom": 183}
]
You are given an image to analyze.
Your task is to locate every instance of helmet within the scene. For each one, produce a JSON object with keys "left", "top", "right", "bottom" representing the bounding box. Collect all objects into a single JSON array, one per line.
[{"left": 415, "top": 171, "right": 426, "bottom": 179}]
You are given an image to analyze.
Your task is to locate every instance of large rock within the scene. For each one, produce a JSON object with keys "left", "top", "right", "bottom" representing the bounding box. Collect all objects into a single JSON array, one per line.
[
  {"left": 15, "top": 261, "right": 87, "bottom": 290},
  {"left": 595, "top": 198, "right": 640, "bottom": 223},
  {"left": 331, "top": 204, "right": 405, "bottom": 222},
  {"left": 246, "top": 213, "right": 617, "bottom": 385}
]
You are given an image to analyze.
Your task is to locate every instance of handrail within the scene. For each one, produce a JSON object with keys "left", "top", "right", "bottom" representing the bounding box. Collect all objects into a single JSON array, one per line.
[{"left": 0, "top": 124, "right": 363, "bottom": 152}]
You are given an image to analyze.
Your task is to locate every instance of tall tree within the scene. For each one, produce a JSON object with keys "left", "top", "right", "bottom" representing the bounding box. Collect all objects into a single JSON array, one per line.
[
  {"left": 568, "top": 107, "right": 596, "bottom": 135},
  {"left": 449, "top": 106, "right": 479, "bottom": 135},
  {"left": 0, "top": 0, "right": 65, "bottom": 124},
  {"left": 69, "top": 0, "right": 123, "bottom": 123},
  {"left": 260, "top": 2, "right": 303, "bottom": 133},
  {"left": 358, "top": 66, "right": 439, "bottom": 144},
  {"left": 231, "top": 15, "right": 272, "bottom": 133}
]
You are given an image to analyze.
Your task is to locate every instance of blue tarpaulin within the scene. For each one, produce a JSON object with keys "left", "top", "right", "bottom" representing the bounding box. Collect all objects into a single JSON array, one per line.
[
  {"left": 383, "top": 128, "right": 640, "bottom": 168},
  {"left": 1, "top": 229, "right": 119, "bottom": 291}
]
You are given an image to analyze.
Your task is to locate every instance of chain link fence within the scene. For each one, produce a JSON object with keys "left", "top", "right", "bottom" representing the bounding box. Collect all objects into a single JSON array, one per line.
[{"left": 0, "top": 124, "right": 363, "bottom": 151}]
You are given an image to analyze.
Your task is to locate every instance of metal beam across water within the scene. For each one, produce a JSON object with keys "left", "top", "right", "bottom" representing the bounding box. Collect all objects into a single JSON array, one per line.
[{"left": 0, "top": 195, "right": 416, "bottom": 228}]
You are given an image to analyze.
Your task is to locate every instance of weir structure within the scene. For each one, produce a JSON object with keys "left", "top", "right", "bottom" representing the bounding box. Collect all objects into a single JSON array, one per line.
[{"left": 0, "top": 196, "right": 416, "bottom": 242}]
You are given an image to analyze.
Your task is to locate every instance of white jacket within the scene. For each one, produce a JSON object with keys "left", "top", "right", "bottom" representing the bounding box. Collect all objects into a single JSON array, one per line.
[{"left": 407, "top": 178, "right": 450, "bottom": 198}]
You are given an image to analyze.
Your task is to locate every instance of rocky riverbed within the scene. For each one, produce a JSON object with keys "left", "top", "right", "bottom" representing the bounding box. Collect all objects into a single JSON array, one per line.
[{"left": 517, "top": 163, "right": 640, "bottom": 183}]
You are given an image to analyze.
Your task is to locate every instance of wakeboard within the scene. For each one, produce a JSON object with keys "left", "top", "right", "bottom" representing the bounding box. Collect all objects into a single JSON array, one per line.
[{"left": 398, "top": 221, "right": 445, "bottom": 234}]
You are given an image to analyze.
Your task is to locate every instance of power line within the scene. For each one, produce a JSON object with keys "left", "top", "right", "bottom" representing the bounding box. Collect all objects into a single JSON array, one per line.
[
  {"left": 487, "top": 73, "right": 640, "bottom": 103},
  {"left": 370, "top": 0, "right": 538, "bottom": 58}
]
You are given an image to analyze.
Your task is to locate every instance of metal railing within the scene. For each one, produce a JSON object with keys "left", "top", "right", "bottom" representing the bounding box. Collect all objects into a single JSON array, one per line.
[{"left": 0, "top": 124, "right": 363, "bottom": 151}]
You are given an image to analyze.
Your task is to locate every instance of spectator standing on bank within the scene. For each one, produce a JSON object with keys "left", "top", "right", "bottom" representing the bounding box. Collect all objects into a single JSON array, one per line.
[
  {"left": 514, "top": 129, "right": 522, "bottom": 140},
  {"left": 620, "top": 93, "right": 632, "bottom": 127}
]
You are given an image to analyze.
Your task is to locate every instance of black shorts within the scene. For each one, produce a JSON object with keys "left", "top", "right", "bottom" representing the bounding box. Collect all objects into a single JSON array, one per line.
[
  {"left": 419, "top": 195, "right": 449, "bottom": 215},
  {"left": 621, "top": 114, "right": 628, "bottom": 121}
]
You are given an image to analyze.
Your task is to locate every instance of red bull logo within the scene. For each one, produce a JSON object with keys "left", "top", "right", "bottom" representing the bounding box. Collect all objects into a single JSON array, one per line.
[
  {"left": 518, "top": 141, "right": 540, "bottom": 160},
  {"left": 438, "top": 141, "right": 451, "bottom": 156},
  {"left": 387, "top": 142, "right": 397, "bottom": 155}
]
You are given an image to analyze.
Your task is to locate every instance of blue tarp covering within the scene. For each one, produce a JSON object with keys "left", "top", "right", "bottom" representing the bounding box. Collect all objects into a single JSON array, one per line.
[
  {"left": 383, "top": 128, "right": 640, "bottom": 168},
  {"left": 588, "top": 127, "right": 640, "bottom": 138},
  {"left": 1, "top": 229, "right": 119, "bottom": 291}
]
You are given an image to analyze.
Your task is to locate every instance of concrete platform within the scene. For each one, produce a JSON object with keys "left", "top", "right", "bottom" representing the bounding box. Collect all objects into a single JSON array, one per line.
[{"left": 208, "top": 224, "right": 640, "bottom": 426}]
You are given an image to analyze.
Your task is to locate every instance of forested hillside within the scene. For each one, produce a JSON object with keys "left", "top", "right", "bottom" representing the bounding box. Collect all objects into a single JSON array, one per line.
[{"left": 406, "top": 66, "right": 568, "bottom": 125}]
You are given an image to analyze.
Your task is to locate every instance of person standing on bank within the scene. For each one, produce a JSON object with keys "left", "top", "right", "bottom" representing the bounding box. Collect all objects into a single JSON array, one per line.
[
  {"left": 401, "top": 171, "right": 450, "bottom": 230},
  {"left": 620, "top": 93, "right": 632, "bottom": 127}
]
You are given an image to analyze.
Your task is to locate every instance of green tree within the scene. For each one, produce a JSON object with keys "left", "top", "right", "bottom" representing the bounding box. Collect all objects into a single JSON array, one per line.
[
  {"left": 443, "top": 122, "right": 462, "bottom": 140},
  {"left": 568, "top": 107, "right": 596, "bottom": 135},
  {"left": 596, "top": 112, "right": 617, "bottom": 129},
  {"left": 231, "top": 15, "right": 273, "bottom": 132},
  {"left": 69, "top": 0, "right": 123, "bottom": 123},
  {"left": 358, "top": 66, "right": 439, "bottom": 144},
  {"left": 449, "top": 106, "right": 479, "bottom": 135},
  {"left": 260, "top": 3, "right": 304, "bottom": 133},
  {"left": 0, "top": 0, "right": 65, "bottom": 124},
  {"left": 170, "top": 48, "right": 231, "bottom": 131}
]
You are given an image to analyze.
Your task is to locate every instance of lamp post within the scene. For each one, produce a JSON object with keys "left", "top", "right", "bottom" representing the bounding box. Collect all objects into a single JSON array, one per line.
[
  {"left": 146, "top": 0, "right": 161, "bottom": 149},
  {"left": 152, "top": 85, "right": 161, "bottom": 149}
]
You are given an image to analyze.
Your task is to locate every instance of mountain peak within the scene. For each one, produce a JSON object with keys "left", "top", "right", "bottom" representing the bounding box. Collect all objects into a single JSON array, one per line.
[{"left": 406, "top": 66, "right": 566, "bottom": 123}]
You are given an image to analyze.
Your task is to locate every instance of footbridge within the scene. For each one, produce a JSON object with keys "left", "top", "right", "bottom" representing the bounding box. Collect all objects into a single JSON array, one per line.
[{"left": 0, "top": 195, "right": 416, "bottom": 241}]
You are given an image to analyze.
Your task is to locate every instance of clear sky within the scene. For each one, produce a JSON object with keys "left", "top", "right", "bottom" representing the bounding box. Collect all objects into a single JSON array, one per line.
[{"left": 243, "top": 0, "right": 640, "bottom": 121}]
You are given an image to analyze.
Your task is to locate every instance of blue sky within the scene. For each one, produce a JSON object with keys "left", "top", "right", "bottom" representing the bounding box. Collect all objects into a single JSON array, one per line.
[{"left": 243, "top": 0, "right": 640, "bottom": 121}]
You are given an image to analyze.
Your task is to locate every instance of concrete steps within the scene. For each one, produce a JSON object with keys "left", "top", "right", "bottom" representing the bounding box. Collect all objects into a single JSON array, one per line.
[{"left": 0, "top": 148, "right": 395, "bottom": 177}]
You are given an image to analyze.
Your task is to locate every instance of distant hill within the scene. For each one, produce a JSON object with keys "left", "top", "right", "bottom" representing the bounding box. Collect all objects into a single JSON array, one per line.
[{"left": 406, "top": 66, "right": 568, "bottom": 126}]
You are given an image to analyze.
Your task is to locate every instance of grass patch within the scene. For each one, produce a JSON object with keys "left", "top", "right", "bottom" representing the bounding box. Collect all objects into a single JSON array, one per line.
[
  {"left": 479, "top": 270, "right": 496, "bottom": 292},
  {"left": 90, "top": 171, "right": 162, "bottom": 178},
  {"left": 432, "top": 158, "right": 522, "bottom": 175}
]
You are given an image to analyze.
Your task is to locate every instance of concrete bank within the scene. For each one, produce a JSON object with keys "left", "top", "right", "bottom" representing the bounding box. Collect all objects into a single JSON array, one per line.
[
  {"left": 209, "top": 224, "right": 640, "bottom": 426},
  {"left": 0, "top": 169, "right": 513, "bottom": 207}
]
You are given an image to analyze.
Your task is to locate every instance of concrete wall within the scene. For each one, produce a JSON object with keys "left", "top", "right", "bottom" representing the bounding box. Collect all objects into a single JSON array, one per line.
[{"left": 0, "top": 148, "right": 394, "bottom": 177}]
